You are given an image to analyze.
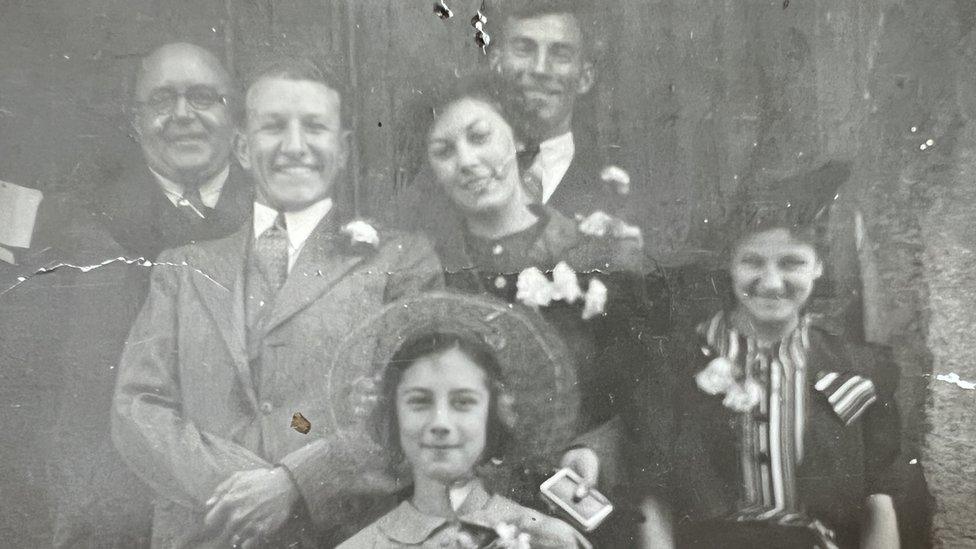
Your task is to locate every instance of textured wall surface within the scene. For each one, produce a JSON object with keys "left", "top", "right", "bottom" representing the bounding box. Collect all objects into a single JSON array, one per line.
[{"left": 0, "top": 0, "right": 973, "bottom": 545}]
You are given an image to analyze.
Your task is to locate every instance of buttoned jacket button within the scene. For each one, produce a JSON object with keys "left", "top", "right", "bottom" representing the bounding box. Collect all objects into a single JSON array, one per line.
[{"left": 259, "top": 401, "right": 273, "bottom": 414}]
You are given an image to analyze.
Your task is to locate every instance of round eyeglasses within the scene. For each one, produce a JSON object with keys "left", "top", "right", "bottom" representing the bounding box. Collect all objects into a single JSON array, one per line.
[{"left": 139, "top": 86, "right": 228, "bottom": 113}]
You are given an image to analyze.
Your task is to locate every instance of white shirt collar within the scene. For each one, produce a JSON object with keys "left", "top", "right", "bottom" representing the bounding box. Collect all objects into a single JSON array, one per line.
[
  {"left": 538, "top": 131, "right": 575, "bottom": 158},
  {"left": 532, "top": 132, "right": 575, "bottom": 204},
  {"left": 150, "top": 164, "right": 230, "bottom": 209},
  {"left": 253, "top": 198, "right": 334, "bottom": 271}
]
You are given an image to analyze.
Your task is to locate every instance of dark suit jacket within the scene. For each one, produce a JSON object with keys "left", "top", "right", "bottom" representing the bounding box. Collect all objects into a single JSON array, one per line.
[
  {"left": 111, "top": 216, "right": 442, "bottom": 547},
  {"left": 543, "top": 132, "right": 626, "bottom": 221},
  {"left": 0, "top": 194, "right": 144, "bottom": 548},
  {"left": 95, "top": 162, "right": 252, "bottom": 263}
]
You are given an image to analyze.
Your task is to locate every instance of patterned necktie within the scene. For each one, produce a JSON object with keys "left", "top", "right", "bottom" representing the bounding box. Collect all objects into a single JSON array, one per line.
[
  {"left": 254, "top": 212, "right": 289, "bottom": 291},
  {"left": 177, "top": 186, "right": 209, "bottom": 219}
]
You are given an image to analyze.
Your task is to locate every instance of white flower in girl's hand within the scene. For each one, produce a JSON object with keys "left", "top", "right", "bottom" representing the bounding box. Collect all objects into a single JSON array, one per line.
[
  {"left": 581, "top": 278, "right": 608, "bottom": 320},
  {"left": 491, "top": 523, "right": 532, "bottom": 549},
  {"left": 600, "top": 164, "right": 631, "bottom": 195},
  {"left": 340, "top": 220, "right": 379, "bottom": 248},
  {"left": 495, "top": 522, "right": 518, "bottom": 541},
  {"left": 722, "top": 377, "right": 763, "bottom": 412},
  {"left": 695, "top": 357, "right": 736, "bottom": 396},
  {"left": 550, "top": 261, "right": 583, "bottom": 304},
  {"left": 516, "top": 267, "right": 554, "bottom": 308}
]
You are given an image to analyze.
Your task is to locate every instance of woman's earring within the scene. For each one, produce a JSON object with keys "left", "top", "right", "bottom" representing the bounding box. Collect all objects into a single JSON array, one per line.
[{"left": 497, "top": 392, "right": 518, "bottom": 429}]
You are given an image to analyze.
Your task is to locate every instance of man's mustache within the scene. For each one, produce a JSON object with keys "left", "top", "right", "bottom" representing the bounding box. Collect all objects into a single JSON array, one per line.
[{"left": 161, "top": 122, "right": 208, "bottom": 141}]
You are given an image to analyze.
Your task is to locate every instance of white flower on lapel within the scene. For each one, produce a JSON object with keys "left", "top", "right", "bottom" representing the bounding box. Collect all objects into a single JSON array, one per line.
[
  {"left": 577, "top": 210, "right": 614, "bottom": 238},
  {"left": 550, "top": 261, "right": 582, "bottom": 304},
  {"left": 581, "top": 278, "right": 608, "bottom": 320},
  {"left": 695, "top": 357, "right": 735, "bottom": 396},
  {"left": 600, "top": 164, "right": 631, "bottom": 195},
  {"left": 576, "top": 210, "right": 644, "bottom": 247},
  {"left": 340, "top": 220, "right": 379, "bottom": 248},
  {"left": 516, "top": 267, "right": 554, "bottom": 308}
]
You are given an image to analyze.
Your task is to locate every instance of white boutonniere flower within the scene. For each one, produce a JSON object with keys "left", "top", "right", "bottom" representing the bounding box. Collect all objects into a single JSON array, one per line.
[
  {"left": 581, "top": 277, "right": 608, "bottom": 320},
  {"left": 600, "top": 165, "right": 631, "bottom": 195},
  {"left": 576, "top": 210, "right": 644, "bottom": 247},
  {"left": 340, "top": 220, "right": 379, "bottom": 248},
  {"left": 516, "top": 267, "right": 554, "bottom": 308},
  {"left": 550, "top": 261, "right": 582, "bottom": 304},
  {"left": 695, "top": 354, "right": 762, "bottom": 413}
]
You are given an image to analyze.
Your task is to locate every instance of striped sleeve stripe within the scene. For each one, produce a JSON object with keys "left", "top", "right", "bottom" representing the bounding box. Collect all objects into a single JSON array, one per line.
[
  {"left": 814, "top": 371, "right": 839, "bottom": 391},
  {"left": 815, "top": 372, "right": 878, "bottom": 425},
  {"left": 827, "top": 376, "right": 864, "bottom": 405}
]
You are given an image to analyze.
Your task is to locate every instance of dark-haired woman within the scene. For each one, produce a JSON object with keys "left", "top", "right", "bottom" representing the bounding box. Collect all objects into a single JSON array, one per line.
[{"left": 627, "top": 172, "right": 912, "bottom": 548}]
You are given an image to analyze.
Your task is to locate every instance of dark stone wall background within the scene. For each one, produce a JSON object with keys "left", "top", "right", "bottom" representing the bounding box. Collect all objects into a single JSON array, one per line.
[{"left": 1, "top": 0, "right": 973, "bottom": 545}]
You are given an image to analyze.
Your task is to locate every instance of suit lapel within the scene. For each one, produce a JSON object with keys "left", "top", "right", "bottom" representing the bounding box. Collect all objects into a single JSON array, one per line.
[
  {"left": 187, "top": 226, "right": 256, "bottom": 405},
  {"left": 213, "top": 164, "right": 254, "bottom": 223},
  {"left": 259, "top": 219, "right": 367, "bottom": 336}
]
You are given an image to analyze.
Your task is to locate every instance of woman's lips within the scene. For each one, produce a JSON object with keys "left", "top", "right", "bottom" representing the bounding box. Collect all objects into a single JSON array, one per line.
[{"left": 460, "top": 176, "right": 492, "bottom": 194}]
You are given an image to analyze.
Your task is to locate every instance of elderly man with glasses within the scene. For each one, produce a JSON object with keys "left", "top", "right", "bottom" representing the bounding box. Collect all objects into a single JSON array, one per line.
[
  {"left": 53, "top": 42, "right": 252, "bottom": 548},
  {"left": 97, "top": 41, "right": 252, "bottom": 263}
]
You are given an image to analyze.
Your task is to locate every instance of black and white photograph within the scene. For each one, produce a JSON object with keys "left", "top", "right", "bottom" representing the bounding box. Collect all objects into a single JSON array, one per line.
[{"left": 0, "top": 0, "right": 971, "bottom": 546}]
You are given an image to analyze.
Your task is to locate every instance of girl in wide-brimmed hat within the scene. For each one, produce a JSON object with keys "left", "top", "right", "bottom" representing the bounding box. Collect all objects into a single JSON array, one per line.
[{"left": 331, "top": 292, "right": 591, "bottom": 548}]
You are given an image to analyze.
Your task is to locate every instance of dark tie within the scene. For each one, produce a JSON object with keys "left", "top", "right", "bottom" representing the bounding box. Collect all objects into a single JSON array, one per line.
[
  {"left": 253, "top": 212, "right": 289, "bottom": 291},
  {"left": 517, "top": 141, "right": 544, "bottom": 203},
  {"left": 516, "top": 141, "right": 540, "bottom": 174},
  {"left": 177, "top": 186, "right": 209, "bottom": 219}
]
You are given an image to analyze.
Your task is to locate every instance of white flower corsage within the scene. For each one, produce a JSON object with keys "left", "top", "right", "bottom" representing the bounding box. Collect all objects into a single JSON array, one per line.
[
  {"left": 515, "top": 267, "right": 554, "bottom": 308},
  {"left": 722, "top": 378, "right": 763, "bottom": 412},
  {"left": 516, "top": 262, "right": 607, "bottom": 320},
  {"left": 515, "top": 261, "right": 607, "bottom": 320},
  {"left": 340, "top": 220, "right": 379, "bottom": 248},
  {"left": 581, "top": 278, "right": 608, "bottom": 320},
  {"left": 550, "top": 261, "right": 582, "bottom": 303},
  {"left": 600, "top": 165, "right": 631, "bottom": 195},
  {"left": 695, "top": 356, "right": 762, "bottom": 412},
  {"left": 695, "top": 357, "right": 736, "bottom": 395}
]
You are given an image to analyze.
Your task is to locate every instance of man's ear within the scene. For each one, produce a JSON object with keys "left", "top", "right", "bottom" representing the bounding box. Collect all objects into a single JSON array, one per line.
[
  {"left": 233, "top": 130, "right": 251, "bottom": 170},
  {"left": 577, "top": 61, "right": 596, "bottom": 95},
  {"left": 813, "top": 259, "right": 825, "bottom": 280},
  {"left": 488, "top": 47, "right": 502, "bottom": 74},
  {"left": 129, "top": 110, "right": 143, "bottom": 142}
]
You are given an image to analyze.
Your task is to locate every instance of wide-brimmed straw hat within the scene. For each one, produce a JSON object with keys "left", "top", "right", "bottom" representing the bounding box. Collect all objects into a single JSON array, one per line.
[{"left": 327, "top": 290, "right": 581, "bottom": 465}]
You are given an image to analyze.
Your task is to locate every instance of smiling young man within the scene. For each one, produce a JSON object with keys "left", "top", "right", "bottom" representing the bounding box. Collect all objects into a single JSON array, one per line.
[
  {"left": 394, "top": 0, "right": 624, "bottom": 231},
  {"left": 111, "top": 59, "right": 443, "bottom": 548}
]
